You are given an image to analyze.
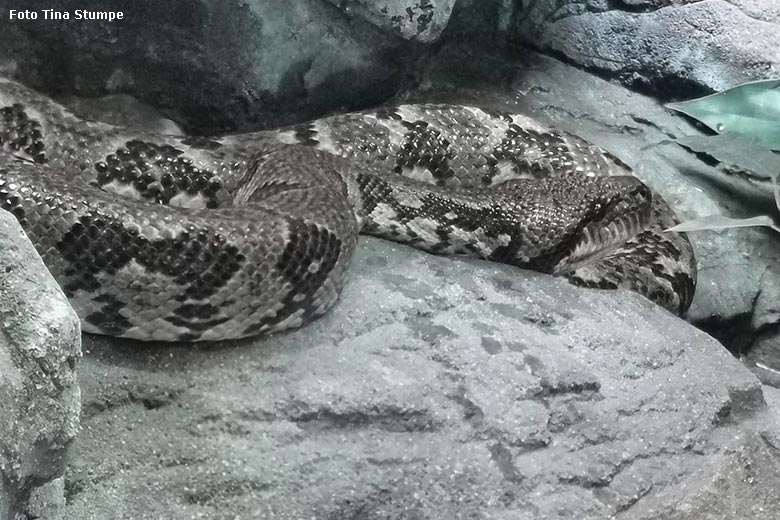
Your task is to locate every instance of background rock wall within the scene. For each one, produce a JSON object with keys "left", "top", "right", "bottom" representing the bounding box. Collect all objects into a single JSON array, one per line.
[
  {"left": 513, "top": 0, "right": 780, "bottom": 99},
  {"left": 3, "top": 0, "right": 777, "bottom": 132},
  {"left": 0, "top": 0, "right": 415, "bottom": 131}
]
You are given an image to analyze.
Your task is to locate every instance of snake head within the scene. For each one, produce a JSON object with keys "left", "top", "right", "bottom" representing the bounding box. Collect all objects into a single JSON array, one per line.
[{"left": 553, "top": 175, "right": 653, "bottom": 274}]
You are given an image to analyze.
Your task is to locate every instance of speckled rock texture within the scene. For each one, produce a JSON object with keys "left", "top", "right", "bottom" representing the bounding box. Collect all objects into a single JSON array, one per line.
[
  {"left": 0, "top": 210, "right": 81, "bottom": 519},
  {"left": 514, "top": 0, "right": 780, "bottom": 98}
]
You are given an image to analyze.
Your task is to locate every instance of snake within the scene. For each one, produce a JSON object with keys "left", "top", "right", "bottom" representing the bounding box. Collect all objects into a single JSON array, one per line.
[{"left": 0, "top": 77, "right": 696, "bottom": 342}]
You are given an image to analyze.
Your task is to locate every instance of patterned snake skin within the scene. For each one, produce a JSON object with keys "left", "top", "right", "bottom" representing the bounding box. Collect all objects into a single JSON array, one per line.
[{"left": 0, "top": 78, "right": 696, "bottom": 342}]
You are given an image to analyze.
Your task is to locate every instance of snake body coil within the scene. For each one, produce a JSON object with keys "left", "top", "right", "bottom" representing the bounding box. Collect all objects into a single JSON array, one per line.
[{"left": 0, "top": 78, "right": 696, "bottom": 341}]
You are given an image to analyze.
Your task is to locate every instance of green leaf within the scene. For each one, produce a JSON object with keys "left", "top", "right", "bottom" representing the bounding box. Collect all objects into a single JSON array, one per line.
[
  {"left": 772, "top": 151, "right": 780, "bottom": 212},
  {"left": 674, "top": 133, "right": 777, "bottom": 207},
  {"left": 666, "top": 79, "right": 780, "bottom": 148},
  {"left": 666, "top": 215, "right": 780, "bottom": 235}
]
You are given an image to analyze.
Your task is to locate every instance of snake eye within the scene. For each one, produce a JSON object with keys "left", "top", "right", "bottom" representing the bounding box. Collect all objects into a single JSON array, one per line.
[{"left": 590, "top": 199, "right": 609, "bottom": 222}]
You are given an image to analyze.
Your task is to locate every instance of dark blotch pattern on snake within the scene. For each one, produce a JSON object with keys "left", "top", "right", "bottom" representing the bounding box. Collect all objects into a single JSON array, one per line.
[{"left": 0, "top": 78, "right": 696, "bottom": 342}]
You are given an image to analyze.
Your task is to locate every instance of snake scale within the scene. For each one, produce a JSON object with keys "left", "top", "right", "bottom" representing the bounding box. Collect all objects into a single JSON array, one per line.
[{"left": 0, "top": 78, "right": 696, "bottom": 342}]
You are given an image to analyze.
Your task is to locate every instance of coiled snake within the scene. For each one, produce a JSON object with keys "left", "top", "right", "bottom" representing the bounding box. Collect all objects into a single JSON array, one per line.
[{"left": 0, "top": 78, "right": 696, "bottom": 342}]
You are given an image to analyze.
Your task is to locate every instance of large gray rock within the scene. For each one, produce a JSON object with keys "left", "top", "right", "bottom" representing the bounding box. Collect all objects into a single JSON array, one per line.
[
  {"left": 0, "top": 210, "right": 81, "bottom": 519},
  {"left": 49, "top": 236, "right": 779, "bottom": 519},
  {"left": 514, "top": 0, "right": 780, "bottom": 97}
]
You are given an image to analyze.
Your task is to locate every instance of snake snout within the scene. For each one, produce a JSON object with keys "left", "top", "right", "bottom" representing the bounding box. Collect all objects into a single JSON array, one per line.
[{"left": 556, "top": 176, "right": 653, "bottom": 273}]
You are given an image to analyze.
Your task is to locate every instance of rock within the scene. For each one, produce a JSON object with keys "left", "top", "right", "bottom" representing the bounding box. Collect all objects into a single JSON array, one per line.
[
  {"left": 0, "top": 210, "right": 81, "bottom": 518},
  {"left": 62, "top": 94, "right": 184, "bottom": 136},
  {"left": 3, "top": 0, "right": 419, "bottom": 132},
  {"left": 625, "top": 383, "right": 780, "bottom": 520},
  {"left": 725, "top": 0, "right": 780, "bottom": 23},
  {"left": 27, "top": 477, "right": 66, "bottom": 520},
  {"left": 324, "top": 0, "right": 456, "bottom": 42},
  {"left": 514, "top": 0, "right": 780, "bottom": 98},
  {"left": 53, "top": 236, "right": 780, "bottom": 518}
]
